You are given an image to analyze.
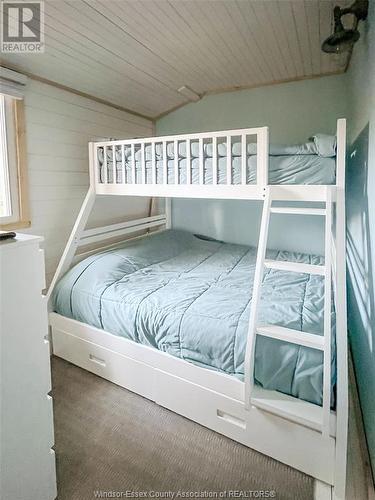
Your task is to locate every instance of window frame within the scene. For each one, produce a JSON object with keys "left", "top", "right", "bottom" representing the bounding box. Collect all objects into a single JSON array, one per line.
[
  {"left": 1, "top": 94, "right": 19, "bottom": 224},
  {"left": 0, "top": 95, "right": 30, "bottom": 230}
]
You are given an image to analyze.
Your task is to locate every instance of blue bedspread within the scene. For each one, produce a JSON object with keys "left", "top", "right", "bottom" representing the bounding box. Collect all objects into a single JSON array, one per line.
[
  {"left": 102, "top": 155, "right": 336, "bottom": 186},
  {"left": 99, "top": 135, "right": 337, "bottom": 185},
  {"left": 53, "top": 230, "right": 336, "bottom": 406}
]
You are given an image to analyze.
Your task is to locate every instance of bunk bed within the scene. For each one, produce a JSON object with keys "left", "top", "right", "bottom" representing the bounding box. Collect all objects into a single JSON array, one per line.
[{"left": 47, "top": 120, "right": 348, "bottom": 500}]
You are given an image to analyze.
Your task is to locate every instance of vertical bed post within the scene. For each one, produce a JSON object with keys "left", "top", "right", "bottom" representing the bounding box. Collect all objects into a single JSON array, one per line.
[
  {"left": 323, "top": 186, "right": 333, "bottom": 437},
  {"left": 257, "top": 127, "right": 269, "bottom": 188},
  {"left": 333, "top": 118, "right": 348, "bottom": 500},
  {"left": 46, "top": 142, "right": 97, "bottom": 302}
]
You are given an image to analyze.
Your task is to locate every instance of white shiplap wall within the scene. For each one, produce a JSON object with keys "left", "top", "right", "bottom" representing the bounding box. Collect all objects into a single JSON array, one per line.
[{"left": 22, "top": 79, "right": 153, "bottom": 285}]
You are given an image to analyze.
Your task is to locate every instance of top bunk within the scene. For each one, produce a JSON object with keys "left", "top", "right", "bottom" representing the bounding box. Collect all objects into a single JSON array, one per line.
[{"left": 89, "top": 119, "right": 346, "bottom": 202}]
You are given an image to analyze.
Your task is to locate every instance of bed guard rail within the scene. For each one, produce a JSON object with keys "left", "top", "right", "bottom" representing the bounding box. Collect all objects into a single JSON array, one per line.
[{"left": 90, "top": 127, "right": 269, "bottom": 195}]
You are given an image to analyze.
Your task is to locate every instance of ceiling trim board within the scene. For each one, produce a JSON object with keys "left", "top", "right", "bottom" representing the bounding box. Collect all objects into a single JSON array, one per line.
[
  {"left": 154, "top": 69, "right": 346, "bottom": 121},
  {"left": 204, "top": 69, "right": 346, "bottom": 97},
  {"left": 1, "top": 63, "right": 154, "bottom": 122},
  {"left": 1, "top": 66, "right": 349, "bottom": 125}
]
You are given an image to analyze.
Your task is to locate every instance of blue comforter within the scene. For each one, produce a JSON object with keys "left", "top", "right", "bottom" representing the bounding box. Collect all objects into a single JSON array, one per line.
[
  {"left": 99, "top": 135, "right": 337, "bottom": 185},
  {"left": 102, "top": 155, "right": 336, "bottom": 186},
  {"left": 53, "top": 230, "right": 336, "bottom": 406}
]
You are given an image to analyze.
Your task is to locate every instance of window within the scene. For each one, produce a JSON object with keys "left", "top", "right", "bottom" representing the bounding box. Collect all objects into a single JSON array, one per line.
[
  {"left": 0, "top": 94, "right": 30, "bottom": 229},
  {"left": 0, "top": 94, "right": 18, "bottom": 223}
]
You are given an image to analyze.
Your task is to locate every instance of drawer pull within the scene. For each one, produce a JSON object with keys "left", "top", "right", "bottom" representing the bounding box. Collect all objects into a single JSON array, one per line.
[
  {"left": 89, "top": 354, "right": 106, "bottom": 367},
  {"left": 217, "top": 410, "right": 246, "bottom": 429}
]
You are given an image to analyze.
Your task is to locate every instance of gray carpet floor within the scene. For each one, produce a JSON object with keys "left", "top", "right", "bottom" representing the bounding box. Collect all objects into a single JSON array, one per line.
[{"left": 52, "top": 357, "right": 314, "bottom": 500}]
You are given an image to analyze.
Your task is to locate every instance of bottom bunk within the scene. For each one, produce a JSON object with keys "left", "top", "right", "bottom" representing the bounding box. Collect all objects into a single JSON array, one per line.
[
  {"left": 52, "top": 229, "right": 335, "bottom": 408},
  {"left": 50, "top": 227, "right": 340, "bottom": 489}
]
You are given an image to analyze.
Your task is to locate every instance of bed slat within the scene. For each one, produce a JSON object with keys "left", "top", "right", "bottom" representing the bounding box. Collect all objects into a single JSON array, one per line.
[
  {"left": 174, "top": 140, "right": 178, "bottom": 184},
  {"left": 186, "top": 139, "right": 191, "bottom": 185},
  {"left": 141, "top": 143, "right": 146, "bottom": 184},
  {"left": 131, "top": 144, "right": 135, "bottom": 184},
  {"left": 163, "top": 142, "right": 168, "bottom": 185},
  {"left": 241, "top": 134, "right": 246, "bottom": 185},
  {"left": 152, "top": 142, "right": 156, "bottom": 185},
  {"left": 112, "top": 145, "right": 116, "bottom": 184},
  {"left": 199, "top": 138, "right": 204, "bottom": 185},
  {"left": 103, "top": 146, "right": 108, "bottom": 184},
  {"left": 227, "top": 135, "right": 232, "bottom": 185},
  {"left": 212, "top": 137, "right": 217, "bottom": 185},
  {"left": 121, "top": 145, "right": 126, "bottom": 185}
]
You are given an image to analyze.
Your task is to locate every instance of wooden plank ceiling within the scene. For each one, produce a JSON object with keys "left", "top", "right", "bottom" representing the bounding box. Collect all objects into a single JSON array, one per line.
[{"left": 1, "top": 0, "right": 353, "bottom": 120}]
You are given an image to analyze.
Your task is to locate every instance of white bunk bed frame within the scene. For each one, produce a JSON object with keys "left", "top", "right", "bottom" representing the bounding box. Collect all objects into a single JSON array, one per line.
[{"left": 48, "top": 119, "right": 348, "bottom": 500}]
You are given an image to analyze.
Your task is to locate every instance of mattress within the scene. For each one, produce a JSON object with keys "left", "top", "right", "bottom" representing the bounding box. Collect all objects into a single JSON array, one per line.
[
  {"left": 98, "top": 135, "right": 337, "bottom": 186},
  {"left": 53, "top": 230, "right": 336, "bottom": 407}
]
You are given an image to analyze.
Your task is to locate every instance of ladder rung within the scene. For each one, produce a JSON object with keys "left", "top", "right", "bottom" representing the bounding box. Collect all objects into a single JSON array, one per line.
[
  {"left": 270, "top": 207, "right": 326, "bottom": 216},
  {"left": 264, "top": 260, "right": 325, "bottom": 275},
  {"left": 257, "top": 325, "right": 325, "bottom": 350},
  {"left": 250, "top": 396, "right": 323, "bottom": 432},
  {"left": 250, "top": 386, "right": 336, "bottom": 436}
]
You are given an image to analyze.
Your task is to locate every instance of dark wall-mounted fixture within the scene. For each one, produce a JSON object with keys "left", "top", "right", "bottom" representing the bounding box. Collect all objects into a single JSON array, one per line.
[{"left": 322, "top": 0, "right": 369, "bottom": 53}]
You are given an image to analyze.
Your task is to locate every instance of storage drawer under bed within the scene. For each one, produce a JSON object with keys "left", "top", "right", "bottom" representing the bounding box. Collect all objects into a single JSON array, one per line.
[{"left": 51, "top": 325, "right": 336, "bottom": 486}]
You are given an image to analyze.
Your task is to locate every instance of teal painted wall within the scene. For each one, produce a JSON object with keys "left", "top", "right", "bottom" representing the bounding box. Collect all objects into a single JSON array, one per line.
[
  {"left": 346, "top": 2, "right": 375, "bottom": 475},
  {"left": 156, "top": 74, "right": 348, "bottom": 254},
  {"left": 157, "top": 57, "right": 375, "bottom": 474},
  {"left": 157, "top": 74, "right": 348, "bottom": 142}
]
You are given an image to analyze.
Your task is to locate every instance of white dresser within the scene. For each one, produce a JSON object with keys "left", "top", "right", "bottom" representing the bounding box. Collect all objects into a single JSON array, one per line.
[{"left": 0, "top": 234, "right": 57, "bottom": 500}]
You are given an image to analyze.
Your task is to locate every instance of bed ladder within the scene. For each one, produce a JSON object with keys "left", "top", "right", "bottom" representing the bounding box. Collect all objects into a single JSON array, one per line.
[{"left": 244, "top": 186, "right": 334, "bottom": 437}]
